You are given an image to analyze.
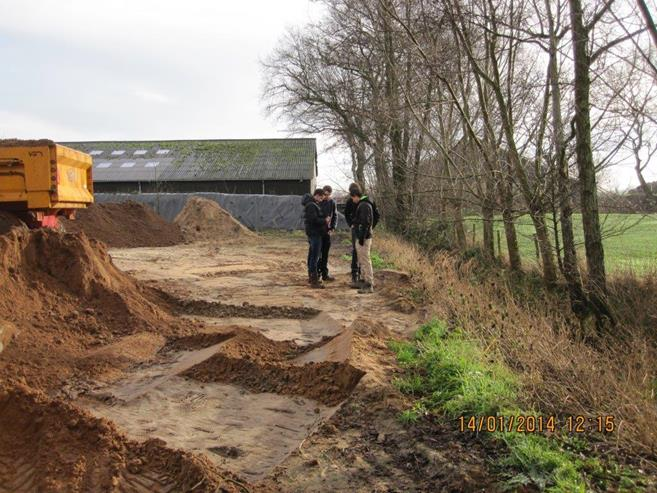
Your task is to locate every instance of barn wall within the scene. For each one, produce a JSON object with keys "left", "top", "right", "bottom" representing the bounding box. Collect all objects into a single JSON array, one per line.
[
  {"left": 92, "top": 192, "right": 348, "bottom": 231},
  {"left": 93, "top": 180, "right": 312, "bottom": 195}
]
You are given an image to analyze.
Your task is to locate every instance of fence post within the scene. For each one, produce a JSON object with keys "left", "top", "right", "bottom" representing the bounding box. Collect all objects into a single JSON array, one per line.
[{"left": 471, "top": 223, "right": 476, "bottom": 247}]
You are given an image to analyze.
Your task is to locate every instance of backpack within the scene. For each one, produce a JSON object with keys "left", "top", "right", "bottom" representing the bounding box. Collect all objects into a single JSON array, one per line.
[{"left": 371, "top": 200, "right": 380, "bottom": 229}]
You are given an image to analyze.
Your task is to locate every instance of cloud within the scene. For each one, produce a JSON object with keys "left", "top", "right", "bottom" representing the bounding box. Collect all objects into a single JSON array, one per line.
[
  {"left": 133, "top": 90, "right": 172, "bottom": 105},
  {"left": 0, "top": 110, "right": 86, "bottom": 141}
]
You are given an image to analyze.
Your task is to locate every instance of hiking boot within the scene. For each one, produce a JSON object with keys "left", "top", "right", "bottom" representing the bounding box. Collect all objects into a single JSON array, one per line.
[
  {"left": 322, "top": 273, "right": 336, "bottom": 282},
  {"left": 358, "top": 283, "right": 373, "bottom": 294},
  {"left": 310, "top": 273, "right": 325, "bottom": 289},
  {"left": 350, "top": 279, "right": 364, "bottom": 289}
]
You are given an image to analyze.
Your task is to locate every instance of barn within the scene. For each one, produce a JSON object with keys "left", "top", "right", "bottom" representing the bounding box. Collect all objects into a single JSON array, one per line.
[{"left": 64, "top": 138, "right": 317, "bottom": 195}]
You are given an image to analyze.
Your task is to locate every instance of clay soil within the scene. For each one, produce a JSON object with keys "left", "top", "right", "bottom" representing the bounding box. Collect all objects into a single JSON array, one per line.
[
  {"left": 174, "top": 196, "right": 256, "bottom": 242},
  {"left": 61, "top": 202, "right": 184, "bottom": 248},
  {"left": 0, "top": 226, "right": 498, "bottom": 492}
]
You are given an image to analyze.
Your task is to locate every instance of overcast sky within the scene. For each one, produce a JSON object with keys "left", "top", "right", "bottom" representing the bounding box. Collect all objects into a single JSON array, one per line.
[
  {"left": 0, "top": 0, "right": 652, "bottom": 191},
  {"left": 0, "top": 0, "right": 352, "bottom": 189}
]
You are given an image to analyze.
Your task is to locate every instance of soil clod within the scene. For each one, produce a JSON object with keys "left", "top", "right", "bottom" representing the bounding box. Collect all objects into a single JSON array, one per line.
[{"left": 61, "top": 201, "right": 183, "bottom": 248}]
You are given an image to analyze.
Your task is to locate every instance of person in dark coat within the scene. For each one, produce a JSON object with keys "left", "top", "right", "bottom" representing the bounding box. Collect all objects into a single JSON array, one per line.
[
  {"left": 344, "top": 183, "right": 361, "bottom": 286},
  {"left": 302, "top": 188, "right": 326, "bottom": 289},
  {"left": 317, "top": 185, "right": 337, "bottom": 281},
  {"left": 350, "top": 187, "right": 375, "bottom": 294}
]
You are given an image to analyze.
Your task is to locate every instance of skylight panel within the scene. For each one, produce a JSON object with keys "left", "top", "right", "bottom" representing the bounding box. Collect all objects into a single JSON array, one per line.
[
  {"left": 96, "top": 162, "right": 112, "bottom": 168},
  {"left": 121, "top": 162, "right": 136, "bottom": 168},
  {"left": 89, "top": 150, "right": 103, "bottom": 156},
  {"left": 156, "top": 149, "right": 170, "bottom": 155},
  {"left": 133, "top": 150, "right": 147, "bottom": 155},
  {"left": 111, "top": 150, "right": 126, "bottom": 156},
  {"left": 145, "top": 161, "right": 159, "bottom": 168}
]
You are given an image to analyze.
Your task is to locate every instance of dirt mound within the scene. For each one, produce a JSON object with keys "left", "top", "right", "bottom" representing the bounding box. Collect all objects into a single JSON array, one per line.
[
  {"left": 0, "top": 229, "right": 190, "bottom": 392},
  {"left": 184, "top": 355, "right": 364, "bottom": 406},
  {"left": 217, "top": 329, "right": 303, "bottom": 362},
  {"left": 157, "top": 291, "right": 320, "bottom": 320},
  {"left": 62, "top": 201, "right": 183, "bottom": 248},
  {"left": 0, "top": 385, "right": 246, "bottom": 493},
  {"left": 174, "top": 196, "right": 255, "bottom": 242},
  {"left": 179, "top": 329, "right": 364, "bottom": 406},
  {"left": 165, "top": 331, "right": 236, "bottom": 352},
  {"left": 0, "top": 211, "right": 27, "bottom": 236}
]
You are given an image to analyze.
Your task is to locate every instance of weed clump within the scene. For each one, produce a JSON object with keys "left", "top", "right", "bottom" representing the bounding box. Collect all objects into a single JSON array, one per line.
[{"left": 390, "top": 320, "right": 649, "bottom": 492}]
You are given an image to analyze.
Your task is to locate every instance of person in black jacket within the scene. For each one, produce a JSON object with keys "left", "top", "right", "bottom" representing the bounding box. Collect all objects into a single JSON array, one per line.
[
  {"left": 351, "top": 187, "right": 375, "bottom": 294},
  {"left": 344, "top": 183, "right": 361, "bottom": 286},
  {"left": 317, "top": 185, "right": 337, "bottom": 281},
  {"left": 302, "top": 188, "right": 327, "bottom": 289}
]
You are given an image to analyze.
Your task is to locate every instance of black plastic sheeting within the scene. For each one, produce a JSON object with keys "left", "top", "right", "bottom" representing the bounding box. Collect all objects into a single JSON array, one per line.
[{"left": 93, "top": 193, "right": 348, "bottom": 231}]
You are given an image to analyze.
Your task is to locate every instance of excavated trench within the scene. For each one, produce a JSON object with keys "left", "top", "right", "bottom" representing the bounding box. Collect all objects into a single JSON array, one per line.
[
  {"left": 0, "top": 223, "right": 365, "bottom": 490},
  {"left": 77, "top": 325, "right": 364, "bottom": 482}
]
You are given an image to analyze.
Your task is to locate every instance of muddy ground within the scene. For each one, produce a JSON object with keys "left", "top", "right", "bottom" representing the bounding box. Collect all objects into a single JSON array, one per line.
[{"left": 1, "top": 231, "right": 496, "bottom": 492}]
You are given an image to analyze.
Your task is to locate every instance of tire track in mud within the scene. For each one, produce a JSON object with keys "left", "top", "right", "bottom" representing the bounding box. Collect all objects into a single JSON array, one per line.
[
  {"left": 0, "top": 386, "right": 245, "bottom": 493},
  {"left": 150, "top": 288, "right": 320, "bottom": 320}
]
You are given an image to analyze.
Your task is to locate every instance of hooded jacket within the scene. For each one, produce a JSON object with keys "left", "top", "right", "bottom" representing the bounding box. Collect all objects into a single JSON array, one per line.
[
  {"left": 353, "top": 196, "right": 374, "bottom": 241},
  {"left": 320, "top": 197, "right": 337, "bottom": 232},
  {"left": 302, "top": 193, "right": 326, "bottom": 236}
]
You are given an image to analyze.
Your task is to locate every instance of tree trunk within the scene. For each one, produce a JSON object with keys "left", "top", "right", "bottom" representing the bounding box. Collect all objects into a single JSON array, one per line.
[
  {"left": 545, "top": 0, "right": 589, "bottom": 318},
  {"left": 498, "top": 156, "right": 521, "bottom": 271},
  {"left": 453, "top": 179, "right": 467, "bottom": 250},
  {"left": 569, "top": 0, "right": 608, "bottom": 298},
  {"left": 482, "top": 177, "right": 495, "bottom": 259}
]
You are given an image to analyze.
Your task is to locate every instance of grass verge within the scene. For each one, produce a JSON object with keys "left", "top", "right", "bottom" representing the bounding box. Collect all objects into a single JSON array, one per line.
[
  {"left": 390, "top": 320, "right": 649, "bottom": 492},
  {"left": 341, "top": 250, "right": 395, "bottom": 269}
]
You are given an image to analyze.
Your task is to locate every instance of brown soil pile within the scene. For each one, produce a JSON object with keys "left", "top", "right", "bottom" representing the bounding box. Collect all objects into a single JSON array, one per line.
[
  {"left": 0, "top": 229, "right": 190, "bottom": 392},
  {"left": 0, "top": 385, "right": 245, "bottom": 493},
  {"left": 184, "top": 355, "right": 364, "bottom": 406},
  {"left": 171, "top": 297, "right": 319, "bottom": 320},
  {"left": 375, "top": 269, "right": 417, "bottom": 313},
  {"left": 165, "top": 331, "right": 236, "bottom": 352},
  {"left": 215, "top": 329, "right": 302, "bottom": 362},
  {"left": 174, "top": 196, "right": 255, "bottom": 242},
  {"left": 0, "top": 211, "right": 27, "bottom": 236},
  {"left": 62, "top": 201, "right": 183, "bottom": 248},
  {"left": 182, "top": 330, "right": 364, "bottom": 406}
]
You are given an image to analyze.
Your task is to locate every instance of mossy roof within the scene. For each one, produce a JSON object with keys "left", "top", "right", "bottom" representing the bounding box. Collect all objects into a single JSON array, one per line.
[{"left": 63, "top": 138, "right": 317, "bottom": 182}]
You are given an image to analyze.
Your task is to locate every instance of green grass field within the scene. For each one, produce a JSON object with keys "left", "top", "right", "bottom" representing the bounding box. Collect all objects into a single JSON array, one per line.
[{"left": 464, "top": 213, "right": 657, "bottom": 274}]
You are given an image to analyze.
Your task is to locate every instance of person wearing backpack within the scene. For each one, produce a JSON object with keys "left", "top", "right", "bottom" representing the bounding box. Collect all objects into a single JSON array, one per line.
[
  {"left": 344, "top": 183, "right": 361, "bottom": 286},
  {"left": 317, "top": 185, "right": 338, "bottom": 281},
  {"left": 302, "top": 188, "right": 327, "bottom": 289},
  {"left": 350, "top": 187, "right": 376, "bottom": 294}
]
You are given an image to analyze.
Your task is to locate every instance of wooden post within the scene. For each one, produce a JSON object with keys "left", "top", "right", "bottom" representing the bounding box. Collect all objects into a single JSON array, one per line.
[
  {"left": 533, "top": 234, "right": 540, "bottom": 260},
  {"left": 471, "top": 223, "right": 476, "bottom": 247}
]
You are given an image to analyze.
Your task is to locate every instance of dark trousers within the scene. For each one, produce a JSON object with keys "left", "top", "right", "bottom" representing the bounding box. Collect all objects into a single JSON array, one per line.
[
  {"left": 317, "top": 233, "right": 331, "bottom": 276},
  {"left": 307, "top": 235, "right": 323, "bottom": 275},
  {"left": 351, "top": 228, "right": 360, "bottom": 279}
]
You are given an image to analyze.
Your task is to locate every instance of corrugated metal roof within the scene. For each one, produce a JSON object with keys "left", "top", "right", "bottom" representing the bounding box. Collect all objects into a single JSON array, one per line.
[{"left": 63, "top": 139, "right": 317, "bottom": 183}]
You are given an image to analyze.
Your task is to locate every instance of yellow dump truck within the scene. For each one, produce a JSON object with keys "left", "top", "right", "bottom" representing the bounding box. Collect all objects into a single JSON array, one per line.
[{"left": 0, "top": 139, "right": 94, "bottom": 227}]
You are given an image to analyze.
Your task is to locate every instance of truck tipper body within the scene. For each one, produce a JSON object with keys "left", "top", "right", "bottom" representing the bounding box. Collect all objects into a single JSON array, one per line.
[{"left": 0, "top": 140, "right": 94, "bottom": 227}]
